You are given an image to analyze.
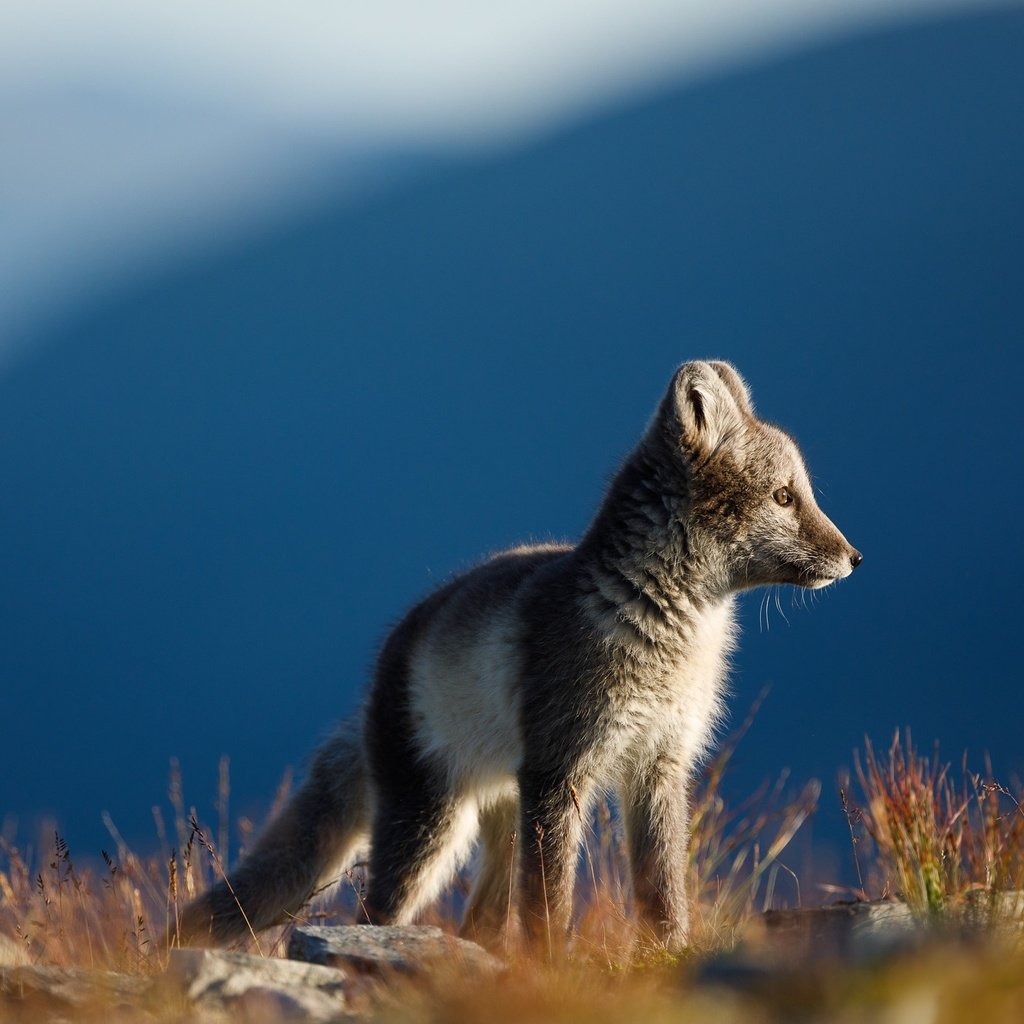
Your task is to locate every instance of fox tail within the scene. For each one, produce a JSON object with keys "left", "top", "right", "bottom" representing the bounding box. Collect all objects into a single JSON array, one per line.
[{"left": 172, "top": 717, "right": 370, "bottom": 946}]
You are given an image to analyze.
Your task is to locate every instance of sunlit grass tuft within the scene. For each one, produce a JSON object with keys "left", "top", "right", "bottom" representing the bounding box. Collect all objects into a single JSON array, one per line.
[{"left": 849, "top": 729, "right": 1024, "bottom": 922}]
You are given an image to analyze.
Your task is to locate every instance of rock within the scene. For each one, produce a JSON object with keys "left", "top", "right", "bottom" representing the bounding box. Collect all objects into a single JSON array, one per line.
[
  {"left": 163, "top": 948, "right": 354, "bottom": 1022},
  {"left": 696, "top": 900, "right": 922, "bottom": 996},
  {"left": 745, "top": 891, "right": 1024, "bottom": 963},
  {"left": 696, "top": 894, "right": 1024, "bottom": 997},
  {"left": 288, "top": 925, "right": 501, "bottom": 978},
  {"left": 756, "top": 899, "right": 919, "bottom": 959},
  {"left": 959, "top": 889, "right": 1024, "bottom": 936},
  {"left": 0, "top": 964, "right": 151, "bottom": 1014}
]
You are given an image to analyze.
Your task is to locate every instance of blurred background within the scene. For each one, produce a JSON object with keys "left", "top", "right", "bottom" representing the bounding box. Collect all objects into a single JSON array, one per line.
[{"left": 2, "top": 0, "right": 1022, "bottom": 894}]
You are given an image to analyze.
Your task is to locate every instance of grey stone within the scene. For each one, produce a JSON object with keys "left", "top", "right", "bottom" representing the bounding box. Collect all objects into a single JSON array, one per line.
[
  {"left": 164, "top": 948, "right": 354, "bottom": 1022},
  {"left": 0, "top": 964, "right": 150, "bottom": 1011},
  {"left": 696, "top": 900, "right": 923, "bottom": 995},
  {"left": 697, "top": 894, "right": 1024, "bottom": 995},
  {"left": 288, "top": 925, "right": 501, "bottom": 978},
  {"left": 758, "top": 899, "right": 919, "bottom": 959},
  {"left": 959, "top": 889, "right": 1024, "bottom": 935}
]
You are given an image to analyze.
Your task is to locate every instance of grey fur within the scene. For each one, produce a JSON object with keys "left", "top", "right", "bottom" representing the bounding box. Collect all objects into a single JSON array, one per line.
[{"left": 174, "top": 361, "right": 860, "bottom": 952}]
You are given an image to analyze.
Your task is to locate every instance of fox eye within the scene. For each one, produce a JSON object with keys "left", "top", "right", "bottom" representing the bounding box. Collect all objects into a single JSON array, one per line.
[{"left": 773, "top": 486, "right": 793, "bottom": 507}]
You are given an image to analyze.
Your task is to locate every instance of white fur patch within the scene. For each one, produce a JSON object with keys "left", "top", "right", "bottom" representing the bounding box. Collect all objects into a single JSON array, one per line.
[{"left": 408, "top": 610, "right": 524, "bottom": 790}]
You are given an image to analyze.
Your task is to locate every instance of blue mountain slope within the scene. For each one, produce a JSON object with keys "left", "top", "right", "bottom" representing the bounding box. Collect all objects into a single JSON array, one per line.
[{"left": 2, "top": 7, "right": 1022, "bottom": 889}]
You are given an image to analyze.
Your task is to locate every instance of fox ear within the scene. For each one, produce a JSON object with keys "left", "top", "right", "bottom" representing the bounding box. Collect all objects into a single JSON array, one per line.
[
  {"left": 670, "top": 361, "right": 749, "bottom": 457},
  {"left": 705, "top": 361, "right": 754, "bottom": 416}
]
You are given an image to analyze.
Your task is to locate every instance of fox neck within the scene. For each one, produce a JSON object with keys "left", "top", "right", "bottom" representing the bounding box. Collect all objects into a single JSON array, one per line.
[{"left": 578, "top": 439, "right": 733, "bottom": 625}]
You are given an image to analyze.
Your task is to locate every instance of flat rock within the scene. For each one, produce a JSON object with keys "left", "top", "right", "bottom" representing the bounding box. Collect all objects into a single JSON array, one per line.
[
  {"left": 696, "top": 900, "right": 922, "bottom": 995},
  {"left": 0, "top": 964, "right": 151, "bottom": 1011},
  {"left": 164, "top": 948, "right": 353, "bottom": 1022},
  {"left": 697, "top": 893, "right": 1024, "bottom": 995},
  {"left": 960, "top": 889, "right": 1024, "bottom": 935},
  {"left": 757, "top": 899, "right": 918, "bottom": 958},
  {"left": 288, "top": 925, "right": 501, "bottom": 977}
]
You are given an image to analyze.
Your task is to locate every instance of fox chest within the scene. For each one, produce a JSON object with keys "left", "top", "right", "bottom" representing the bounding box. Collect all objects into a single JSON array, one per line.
[{"left": 602, "top": 599, "right": 735, "bottom": 767}]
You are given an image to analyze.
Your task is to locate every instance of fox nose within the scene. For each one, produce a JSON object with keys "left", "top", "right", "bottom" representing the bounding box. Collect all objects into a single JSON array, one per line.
[{"left": 850, "top": 550, "right": 863, "bottom": 570}]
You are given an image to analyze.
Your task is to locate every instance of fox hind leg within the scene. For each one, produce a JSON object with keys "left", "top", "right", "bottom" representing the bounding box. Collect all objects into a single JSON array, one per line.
[
  {"left": 460, "top": 790, "right": 518, "bottom": 947},
  {"left": 363, "top": 769, "right": 478, "bottom": 925}
]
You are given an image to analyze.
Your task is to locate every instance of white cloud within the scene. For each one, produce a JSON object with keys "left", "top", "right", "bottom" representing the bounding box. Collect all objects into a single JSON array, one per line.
[{"left": 0, "top": 0, "right": 1007, "bottom": 352}]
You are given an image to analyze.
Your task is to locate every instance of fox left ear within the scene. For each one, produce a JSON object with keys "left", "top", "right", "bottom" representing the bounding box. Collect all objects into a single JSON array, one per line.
[
  {"left": 670, "top": 361, "right": 749, "bottom": 457},
  {"left": 706, "top": 361, "right": 754, "bottom": 416}
]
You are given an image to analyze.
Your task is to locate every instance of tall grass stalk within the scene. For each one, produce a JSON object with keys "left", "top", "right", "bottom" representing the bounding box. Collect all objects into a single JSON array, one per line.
[{"left": 853, "top": 729, "right": 1024, "bottom": 919}]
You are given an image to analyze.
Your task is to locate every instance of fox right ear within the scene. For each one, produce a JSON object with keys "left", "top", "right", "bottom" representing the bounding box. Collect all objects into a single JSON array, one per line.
[{"left": 670, "top": 361, "right": 747, "bottom": 458}]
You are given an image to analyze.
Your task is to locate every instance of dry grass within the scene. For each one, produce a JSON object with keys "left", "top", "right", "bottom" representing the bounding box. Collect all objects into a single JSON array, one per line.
[
  {"left": 2, "top": 725, "right": 1023, "bottom": 1023},
  {"left": 0, "top": 716, "right": 813, "bottom": 974}
]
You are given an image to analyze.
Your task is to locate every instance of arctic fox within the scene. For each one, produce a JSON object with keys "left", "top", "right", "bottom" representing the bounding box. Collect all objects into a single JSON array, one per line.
[{"left": 176, "top": 360, "right": 860, "bottom": 952}]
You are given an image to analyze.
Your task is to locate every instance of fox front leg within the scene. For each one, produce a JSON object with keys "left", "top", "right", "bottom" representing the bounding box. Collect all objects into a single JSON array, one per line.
[
  {"left": 516, "top": 767, "right": 591, "bottom": 958},
  {"left": 621, "top": 754, "right": 691, "bottom": 952}
]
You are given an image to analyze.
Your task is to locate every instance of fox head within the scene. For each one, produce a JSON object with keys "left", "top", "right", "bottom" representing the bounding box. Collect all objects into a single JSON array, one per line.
[{"left": 653, "top": 360, "right": 861, "bottom": 593}]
